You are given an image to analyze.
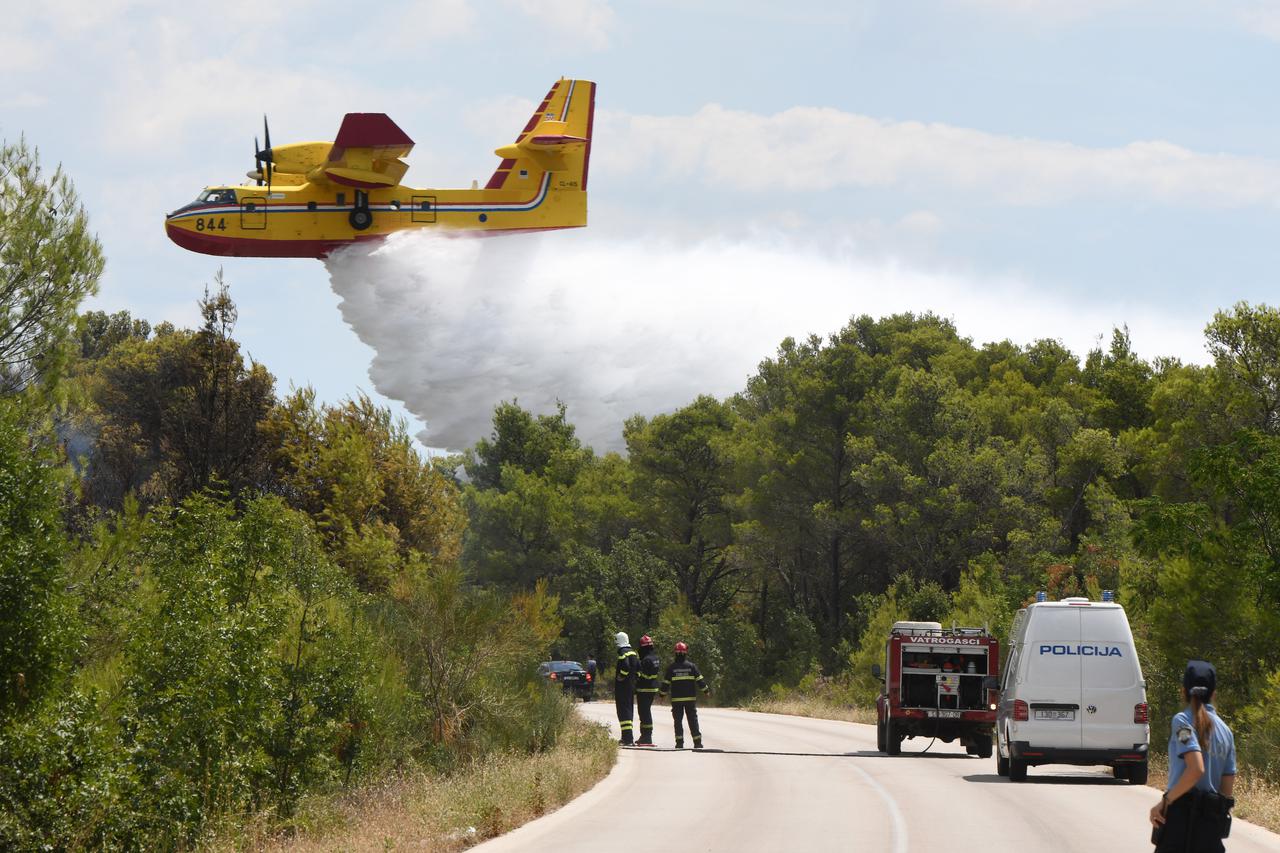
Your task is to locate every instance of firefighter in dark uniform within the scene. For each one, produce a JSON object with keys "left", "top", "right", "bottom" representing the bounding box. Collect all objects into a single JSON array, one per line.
[
  {"left": 614, "top": 631, "right": 639, "bottom": 745},
  {"left": 635, "top": 635, "right": 660, "bottom": 746},
  {"left": 1150, "top": 660, "right": 1237, "bottom": 853},
  {"left": 660, "top": 641, "right": 711, "bottom": 749}
]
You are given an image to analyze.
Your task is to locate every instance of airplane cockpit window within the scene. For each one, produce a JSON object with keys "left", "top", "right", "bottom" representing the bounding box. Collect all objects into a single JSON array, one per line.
[{"left": 198, "top": 189, "right": 236, "bottom": 204}]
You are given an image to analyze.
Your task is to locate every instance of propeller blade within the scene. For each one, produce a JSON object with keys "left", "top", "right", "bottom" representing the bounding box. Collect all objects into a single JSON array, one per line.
[
  {"left": 253, "top": 135, "right": 263, "bottom": 185},
  {"left": 263, "top": 115, "right": 271, "bottom": 160}
]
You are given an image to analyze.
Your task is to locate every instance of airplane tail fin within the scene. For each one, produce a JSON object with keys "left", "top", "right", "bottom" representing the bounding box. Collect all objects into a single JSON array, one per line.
[{"left": 487, "top": 79, "right": 596, "bottom": 193}]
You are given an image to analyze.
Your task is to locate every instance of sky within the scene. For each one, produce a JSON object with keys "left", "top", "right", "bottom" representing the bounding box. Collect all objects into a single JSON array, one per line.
[{"left": 7, "top": 1, "right": 1280, "bottom": 450}]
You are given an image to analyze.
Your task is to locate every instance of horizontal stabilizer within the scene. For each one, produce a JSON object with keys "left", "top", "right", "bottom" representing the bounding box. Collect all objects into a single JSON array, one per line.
[{"left": 529, "top": 134, "right": 588, "bottom": 146}]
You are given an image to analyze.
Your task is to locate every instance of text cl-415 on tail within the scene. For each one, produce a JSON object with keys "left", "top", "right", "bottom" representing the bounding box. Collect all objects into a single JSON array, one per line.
[{"left": 165, "top": 79, "right": 595, "bottom": 259}]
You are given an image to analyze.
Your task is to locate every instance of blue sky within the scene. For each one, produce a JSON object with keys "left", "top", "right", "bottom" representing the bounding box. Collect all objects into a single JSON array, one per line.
[{"left": 7, "top": 1, "right": 1280, "bottom": 449}]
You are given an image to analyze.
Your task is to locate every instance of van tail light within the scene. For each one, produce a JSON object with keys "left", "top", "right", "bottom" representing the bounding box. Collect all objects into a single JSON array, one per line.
[
  {"left": 1134, "top": 703, "right": 1148, "bottom": 724},
  {"left": 1013, "top": 700, "right": 1029, "bottom": 722}
]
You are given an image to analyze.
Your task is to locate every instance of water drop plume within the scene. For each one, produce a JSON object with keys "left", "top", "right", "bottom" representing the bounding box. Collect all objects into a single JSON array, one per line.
[{"left": 325, "top": 230, "right": 1199, "bottom": 452}]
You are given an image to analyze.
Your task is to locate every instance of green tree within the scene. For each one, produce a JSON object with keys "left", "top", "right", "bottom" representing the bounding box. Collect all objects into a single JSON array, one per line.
[
  {"left": 0, "top": 399, "right": 73, "bottom": 713},
  {"left": 625, "top": 396, "right": 739, "bottom": 614},
  {"left": 79, "top": 278, "right": 275, "bottom": 509},
  {"left": 0, "top": 138, "right": 104, "bottom": 395},
  {"left": 1205, "top": 301, "right": 1280, "bottom": 432},
  {"left": 262, "top": 389, "right": 465, "bottom": 592}
]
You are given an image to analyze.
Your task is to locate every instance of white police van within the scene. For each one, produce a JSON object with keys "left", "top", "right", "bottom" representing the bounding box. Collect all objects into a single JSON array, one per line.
[{"left": 995, "top": 592, "right": 1149, "bottom": 783}]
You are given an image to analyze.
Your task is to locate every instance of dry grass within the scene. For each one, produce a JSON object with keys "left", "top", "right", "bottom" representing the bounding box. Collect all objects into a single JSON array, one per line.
[
  {"left": 742, "top": 695, "right": 877, "bottom": 726},
  {"left": 208, "top": 717, "right": 617, "bottom": 852},
  {"left": 1146, "top": 753, "right": 1280, "bottom": 837}
]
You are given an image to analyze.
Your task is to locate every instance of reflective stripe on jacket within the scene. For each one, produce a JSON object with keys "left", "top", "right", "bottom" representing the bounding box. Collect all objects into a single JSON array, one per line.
[
  {"left": 616, "top": 647, "right": 639, "bottom": 687},
  {"left": 637, "top": 649, "right": 661, "bottom": 693},
  {"left": 660, "top": 657, "right": 709, "bottom": 702}
]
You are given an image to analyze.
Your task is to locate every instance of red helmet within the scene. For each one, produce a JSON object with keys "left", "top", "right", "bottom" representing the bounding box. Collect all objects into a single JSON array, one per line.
[
  {"left": 639, "top": 635, "right": 654, "bottom": 647},
  {"left": 674, "top": 641, "right": 688, "bottom": 654}
]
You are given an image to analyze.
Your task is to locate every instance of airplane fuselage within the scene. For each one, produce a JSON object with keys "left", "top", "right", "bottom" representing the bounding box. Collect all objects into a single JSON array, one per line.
[{"left": 164, "top": 172, "right": 586, "bottom": 258}]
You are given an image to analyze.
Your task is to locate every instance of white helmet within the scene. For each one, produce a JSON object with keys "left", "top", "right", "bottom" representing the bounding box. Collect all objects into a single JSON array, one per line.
[{"left": 615, "top": 631, "right": 630, "bottom": 647}]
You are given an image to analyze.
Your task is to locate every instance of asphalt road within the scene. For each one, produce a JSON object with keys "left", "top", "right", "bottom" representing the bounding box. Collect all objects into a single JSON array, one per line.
[{"left": 475, "top": 703, "right": 1280, "bottom": 853}]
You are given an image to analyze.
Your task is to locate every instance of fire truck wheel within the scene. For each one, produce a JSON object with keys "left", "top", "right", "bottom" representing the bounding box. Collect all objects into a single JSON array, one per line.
[
  {"left": 1008, "top": 755, "right": 1028, "bottom": 782},
  {"left": 885, "top": 717, "right": 901, "bottom": 756},
  {"left": 996, "top": 747, "right": 1009, "bottom": 776},
  {"left": 876, "top": 717, "right": 886, "bottom": 752},
  {"left": 974, "top": 734, "right": 993, "bottom": 759},
  {"left": 1127, "top": 761, "right": 1148, "bottom": 785}
]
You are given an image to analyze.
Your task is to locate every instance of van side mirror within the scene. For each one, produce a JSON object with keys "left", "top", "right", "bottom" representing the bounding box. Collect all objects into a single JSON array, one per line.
[
  {"left": 982, "top": 676, "right": 999, "bottom": 692},
  {"left": 871, "top": 664, "right": 882, "bottom": 679}
]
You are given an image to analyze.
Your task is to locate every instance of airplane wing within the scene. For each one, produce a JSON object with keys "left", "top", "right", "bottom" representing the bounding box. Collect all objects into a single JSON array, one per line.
[{"left": 321, "top": 113, "right": 414, "bottom": 188}]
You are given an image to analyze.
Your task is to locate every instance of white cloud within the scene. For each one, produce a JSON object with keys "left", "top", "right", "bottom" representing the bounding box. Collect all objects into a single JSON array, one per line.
[
  {"left": 596, "top": 104, "right": 1280, "bottom": 207},
  {"left": 388, "top": 0, "right": 477, "bottom": 45},
  {"left": 948, "top": 0, "right": 1146, "bottom": 24},
  {"left": 1235, "top": 0, "right": 1280, "bottom": 40},
  {"left": 506, "top": 0, "right": 616, "bottom": 50}
]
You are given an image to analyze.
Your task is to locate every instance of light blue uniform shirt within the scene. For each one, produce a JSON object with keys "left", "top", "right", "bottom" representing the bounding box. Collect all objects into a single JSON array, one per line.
[{"left": 1166, "top": 704, "right": 1236, "bottom": 794}]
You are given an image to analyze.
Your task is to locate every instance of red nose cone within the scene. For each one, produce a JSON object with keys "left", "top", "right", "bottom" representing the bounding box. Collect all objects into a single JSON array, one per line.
[{"left": 166, "top": 222, "right": 236, "bottom": 257}]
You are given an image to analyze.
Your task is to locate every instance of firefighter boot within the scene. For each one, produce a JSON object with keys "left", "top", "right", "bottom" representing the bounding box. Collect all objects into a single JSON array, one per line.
[
  {"left": 693, "top": 736, "right": 704, "bottom": 750},
  {"left": 675, "top": 738, "right": 684, "bottom": 749}
]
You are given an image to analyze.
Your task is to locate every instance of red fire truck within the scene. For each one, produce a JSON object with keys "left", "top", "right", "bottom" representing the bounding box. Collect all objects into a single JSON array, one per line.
[{"left": 872, "top": 621, "right": 999, "bottom": 756}]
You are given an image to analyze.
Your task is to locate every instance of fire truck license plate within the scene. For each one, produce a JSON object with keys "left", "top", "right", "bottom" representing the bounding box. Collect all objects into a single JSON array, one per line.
[
  {"left": 932, "top": 710, "right": 961, "bottom": 718},
  {"left": 1034, "top": 709, "right": 1075, "bottom": 721}
]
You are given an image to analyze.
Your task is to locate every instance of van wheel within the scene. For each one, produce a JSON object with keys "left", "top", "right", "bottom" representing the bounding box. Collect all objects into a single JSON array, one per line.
[
  {"left": 996, "top": 748, "right": 1009, "bottom": 777},
  {"left": 1009, "top": 756, "right": 1027, "bottom": 782},
  {"left": 1127, "top": 761, "right": 1149, "bottom": 785},
  {"left": 886, "top": 717, "right": 901, "bottom": 756},
  {"left": 1112, "top": 765, "right": 1128, "bottom": 781}
]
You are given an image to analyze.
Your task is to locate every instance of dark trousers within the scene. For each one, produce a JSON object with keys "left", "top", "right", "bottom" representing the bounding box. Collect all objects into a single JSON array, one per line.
[
  {"left": 615, "top": 686, "right": 634, "bottom": 744},
  {"left": 1154, "top": 792, "right": 1227, "bottom": 853},
  {"left": 636, "top": 692, "right": 656, "bottom": 742},
  {"left": 672, "top": 702, "right": 701, "bottom": 744}
]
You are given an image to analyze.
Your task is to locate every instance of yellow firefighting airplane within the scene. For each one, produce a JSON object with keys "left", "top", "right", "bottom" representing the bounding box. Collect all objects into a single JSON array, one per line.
[{"left": 165, "top": 79, "right": 595, "bottom": 258}]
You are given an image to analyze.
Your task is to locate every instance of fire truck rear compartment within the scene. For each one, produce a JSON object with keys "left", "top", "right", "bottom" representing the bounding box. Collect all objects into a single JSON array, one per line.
[{"left": 900, "top": 647, "right": 991, "bottom": 710}]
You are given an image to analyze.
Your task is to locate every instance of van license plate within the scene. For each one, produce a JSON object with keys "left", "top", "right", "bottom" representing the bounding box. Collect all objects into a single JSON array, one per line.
[{"left": 1034, "top": 709, "right": 1075, "bottom": 721}]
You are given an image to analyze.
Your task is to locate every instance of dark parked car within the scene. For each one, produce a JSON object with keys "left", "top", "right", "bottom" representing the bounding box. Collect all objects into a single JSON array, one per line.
[{"left": 538, "top": 660, "right": 594, "bottom": 701}]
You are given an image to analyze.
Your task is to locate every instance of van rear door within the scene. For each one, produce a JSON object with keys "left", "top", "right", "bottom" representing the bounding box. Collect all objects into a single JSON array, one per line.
[
  {"left": 1021, "top": 607, "right": 1083, "bottom": 749},
  {"left": 1079, "top": 607, "right": 1145, "bottom": 751}
]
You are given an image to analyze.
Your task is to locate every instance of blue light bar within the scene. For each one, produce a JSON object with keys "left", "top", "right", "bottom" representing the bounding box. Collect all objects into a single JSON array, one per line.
[
  {"left": 1102, "top": 590, "right": 1114, "bottom": 602},
  {"left": 1036, "top": 591, "right": 1047, "bottom": 602}
]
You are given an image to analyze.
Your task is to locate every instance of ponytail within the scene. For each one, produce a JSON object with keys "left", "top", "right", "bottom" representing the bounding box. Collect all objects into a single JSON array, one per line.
[{"left": 1189, "top": 686, "right": 1213, "bottom": 749}]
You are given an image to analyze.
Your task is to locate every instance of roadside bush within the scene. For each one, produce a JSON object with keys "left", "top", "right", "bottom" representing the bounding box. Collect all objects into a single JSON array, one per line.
[
  {"left": 379, "top": 566, "right": 563, "bottom": 761},
  {"left": 0, "top": 690, "right": 133, "bottom": 850},
  {"left": 102, "top": 493, "right": 368, "bottom": 844},
  {"left": 1238, "top": 668, "right": 1280, "bottom": 779},
  {"left": 0, "top": 399, "right": 75, "bottom": 714}
]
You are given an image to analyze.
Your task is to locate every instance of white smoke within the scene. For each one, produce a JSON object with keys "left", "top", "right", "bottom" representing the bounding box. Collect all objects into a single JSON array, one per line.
[{"left": 325, "top": 231, "right": 1207, "bottom": 452}]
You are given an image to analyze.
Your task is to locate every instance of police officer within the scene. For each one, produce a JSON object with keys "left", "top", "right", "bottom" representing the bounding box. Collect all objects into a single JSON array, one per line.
[
  {"left": 614, "top": 632, "right": 639, "bottom": 746},
  {"left": 1150, "top": 660, "right": 1237, "bottom": 853},
  {"left": 660, "top": 641, "right": 711, "bottom": 749},
  {"left": 635, "top": 635, "right": 660, "bottom": 745}
]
